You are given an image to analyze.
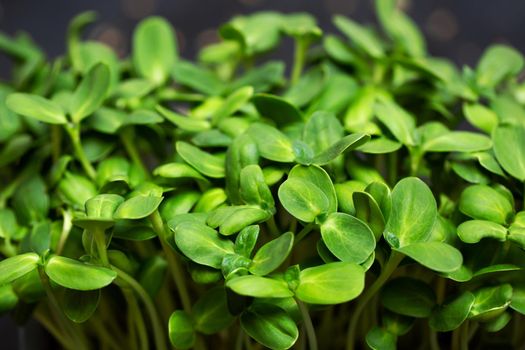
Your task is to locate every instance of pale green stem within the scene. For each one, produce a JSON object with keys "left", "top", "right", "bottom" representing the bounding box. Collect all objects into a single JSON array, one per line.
[
  {"left": 294, "top": 223, "right": 316, "bottom": 246},
  {"left": 122, "top": 287, "right": 149, "bottom": 350},
  {"left": 38, "top": 267, "right": 89, "bottom": 350},
  {"left": 65, "top": 124, "right": 96, "bottom": 180},
  {"left": 93, "top": 227, "right": 109, "bottom": 266},
  {"left": 56, "top": 208, "right": 73, "bottom": 255},
  {"left": 112, "top": 265, "right": 167, "bottom": 350},
  {"left": 266, "top": 216, "right": 280, "bottom": 237},
  {"left": 346, "top": 251, "right": 404, "bottom": 350},
  {"left": 34, "top": 309, "right": 76, "bottom": 350},
  {"left": 150, "top": 210, "right": 192, "bottom": 313},
  {"left": 291, "top": 38, "right": 309, "bottom": 85},
  {"left": 296, "top": 299, "right": 318, "bottom": 350}
]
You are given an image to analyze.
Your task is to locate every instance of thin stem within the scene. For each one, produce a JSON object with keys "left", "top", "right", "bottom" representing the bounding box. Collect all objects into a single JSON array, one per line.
[
  {"left": 112, "top": 265, "right": 167, "bottom": 350},
  {"left": 122, "top": 287, "right": 149, "bottom": 350},
  {"left": 93, "top": 227, "right": 109, "bottom": 266},
  {"left": 150, "top": 210, "right": 192, "bottom": 313},
  {"left": 346, "top": 251, "right": 404, "bottom": 350},
  {"left": 38, "top": 267, "right": 89, "bottom": 350},
  {"left": 56, "top": 208, "right": 73, "bottom": 255},
  {"left": 34, "top": 309, "right": 76, "bottom": 350},
  {"left": 120, "top": 126, "right": 150, "bottom": 179},
  {"left": 65, "top": 124, "right": 96, "bottom": 180},
  {"left": 409, "top": 147, "right": 423, "bottom": 177},
  {"left": 89, "top": 317, "right": 122, "bottom": 350},
  {"left": 294, "top": 223, "right": 316, "bottom": 246},
  {"left": 266, "top": 216, "right": 280, "bottom": 237},
  {"left": 291, "top": 38, "right": 309, "bottom": 85},
  {"left": 460, "top": 320, "right": 469, "bottom": 350},
  {"left": 296, "top": 299, "right": 318, "bottom": 350},
  {"left": 387, "top": 152, "right": 398, "bottom": 186}
]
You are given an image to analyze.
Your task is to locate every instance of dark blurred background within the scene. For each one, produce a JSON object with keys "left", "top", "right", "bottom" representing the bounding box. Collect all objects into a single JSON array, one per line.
[
  {"left": 0, "top": 0, "right": 524, "bottom": 67},
  {"left": 1, "top": 0, "right": 524, "bottom": 348}
]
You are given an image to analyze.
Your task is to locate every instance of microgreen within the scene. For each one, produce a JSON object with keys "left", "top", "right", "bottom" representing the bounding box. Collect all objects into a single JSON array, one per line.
[{"left": 1, "top": 2, "right": 525, "bottom": 350}]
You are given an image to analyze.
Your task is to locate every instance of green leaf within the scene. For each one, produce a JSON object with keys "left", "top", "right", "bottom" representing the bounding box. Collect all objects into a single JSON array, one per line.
[
  {"left": 45, "top": 256, "right": 116, "bottom": 291},
  {"left": 510, "top": 285, "right": 525, "bottom": 315},
  {"left": 476, "top": 44, "right": 524, "bottom": 88},
  {"left": 376, "top": 0, "right": 425, "bottom": 57},
  {"left": 320, "top": 212, "right": 376, "bottom": 264},
  {"left": 168, "top": 310, "right": 195, "bottom": 349},
  {"left": 193, "top": 287, "right": 235, "bottom": 334},
  {"left": 248, "top": 123, "right": 295, "bottom": 162},
  {"left": 228, "top": 61, "right": 284, "bottom": 93},
  {"left": 172, "top": 60, "right": 224, "bottom": 95},
  {"left": 114, "top": 196, "right": 163, "bottom": 220},
  {"left": 333, "top": 15, "right": 384, "bottom": 58},
  {"left": 469, "top": 284, "right": 513, "bottom": 321},
  {"left": 295, "top": 262, "right": 365, "bottom": 304},
  {"left": 429, "top": 292, "right": 476, "bottom": 332},
  {"left": 288, "top": 165, "right": 338, "bottom": 213},
  {"left": 423, "top": 131, "right": 492, "bottom": 153},
  {"left": 73, "top": 41, "right": 119, "bottom": 91},
  {"left": 457, "top": 220, "right": 507, "bottom": 244},
  {"left": 366, "top": 327, "right": 396, "bottom": 350},
  {"left": 0, "top": 134, "right": 32, "bottom": 168},
  {"left": 396, "top": 242, "right": 462, "bottom": 273},
  {"left": 252, "top": 93, "right": 303, "bottom": 126},
  {"left": 459, "top": 185, "right": 513, "bottom": 225},
  {"left": 70, "top": 63, "right": 110, "bottom": 123},
  {"left": 218, "top": 206, "right": 269, "bottom": 236},
  {"left": 176, "top": 141, "right": 225, "bottom": 178},
  {"left": 138, "top": 256, "right": 168, "bottom": 298},
  {"left": 133, "top": 16, "right": 177, "bottom": 85},
  {"left": 173, "top": 222, "right": 234, "bottom": 268},
  {"left": 250, "top": 232, "right": 294, "bottom": 276},
  {"left": 227, "top": 275, "right": 293, "bottom": 298},
  {"left": 212, "top": 86, "right": 253, "bottom": 125},
  {"left": 156, "top": 105, "right": 210, "bottom": 132},
  {"left": 240, "top": 303, "right": 298, "bottom": 350},
  {"left": 353, "top": 191, "right": 386, "bottom": 240},
  {"left": 493, "top": 124, "right": 525, "bottom": 181},
  {"left": 13, "top": 175, "right": 49, "bottom": 224},
  {"left": 278, "top": 177, "right": 329, "bottom": 223},
  {"left": 312, "top": 133, "right": 370, "bottom": 165},
  {"left": 381, "top": 277, "right": 436, "bottom": 318},
  {"left": 220, "top": 12, "right": 284, "bottom": 56},
  {"left": 234, "top": 225, "right": 259, "bottom": 258},
  {"left": 384, "top": 177, "right": 437, "bottom": 248},
  {"left": 6, "top": 93, "right": 66, "bottom": 124},
  {"left": 240, "top": 165, "right": 275, "bottom": 210},
  {"left": 356, "top": 137, "right": 401, "bottom": 154},
  {"left": 61, "top": 289, "right": 100, "bottom": 323},
  {"left": 0, "top": 284, "right": 18, "bottom": 313},
  {"left": 0, "top": 253, "right": 39, "bottom": 285},
  {"left": 374, "top": 97, "right": 416, "bottom": 146},
  {"left": 463, "top": 103, "right": 498, "bottom": 134}
]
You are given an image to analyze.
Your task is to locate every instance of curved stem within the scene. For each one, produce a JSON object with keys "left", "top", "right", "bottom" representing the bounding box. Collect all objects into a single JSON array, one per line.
[
  {"left": 150, "top": 210, "right": 192, "bottom": 313},
  {"left": 34, "top": 309, "right": 76, "bottom": 350},
  {"left": 266, "top": 216, "right": 280, "bottom": 237},
  {"left": 38, "top": 267, "right": 89, "bottom": 350},
  {"left": 65, "top": 124, "right": 96, "bottom": 180},
  {"left": 294, "top": 223, "right": 316, "bottom": 246},
  {"left": 346, "top": 251, "right": 404, "bottom": 350},
  {"left": 291, "top": 38, "right": 309, "bottom": 86},
  {"left": 112, "top": 265, "right": 167, "bottom": 350},
  {"left": 93, "top": 227, "right": 109, "bottom": 266},
  {"left": 460, "top": 320, "right": 470, "bottom": 350},
  {"left": 56, "top": 208, "right": 73, "bottom": 255},
  {"left": 122, "top": 287, "right": 149, "bottom": 350},
  {"left": 296, "top": 299, "right": 318, "bottom": 350}
]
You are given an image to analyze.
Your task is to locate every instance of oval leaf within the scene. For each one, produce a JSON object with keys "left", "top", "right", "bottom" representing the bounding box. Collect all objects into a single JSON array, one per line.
[
  {"left": 295, "top": 262, "right": 365, "bottom": 304},
  {"left": 6, "top": 93, "right": 66, "bottom": 124},
  {"left": 45, "top": 256, "right": 116, "bottom": 291},
  {"left": 320, "top": 212, "right": 376, "bottom": 264}
]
